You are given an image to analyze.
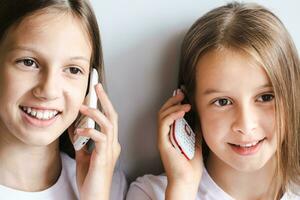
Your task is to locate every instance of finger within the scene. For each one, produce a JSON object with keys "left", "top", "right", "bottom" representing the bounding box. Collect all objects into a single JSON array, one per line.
[
  {"left": 79, "top": 105, "right": 114, "bottom": 143},
  {"left": 157, "top": 110, "right": 187, "bottom": 156},
  {"left": 159, "top": 104, "right": 191, "bottom": 120},
  {"left": 95, "top": 84, "right": 118, "bottom": 144},
  {"left": 159, "top": 91, "right": 185, "bottom": 113},
  {"left": 75, "top": 128, "right": 107, "bottom": 154},
  {"left": 158, "top": 110, "right": 186, "bottom": 143},
  {"left": 95, "top": 84, "right": 118, "bottom": 123}
]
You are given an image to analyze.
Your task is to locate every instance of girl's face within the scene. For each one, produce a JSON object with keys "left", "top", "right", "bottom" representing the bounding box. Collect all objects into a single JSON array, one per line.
[
  {"left": 195, "top": 49, "right": 276, "bottom": 172},
  {"left": 0, "top": 12, "right": 92, "bottom": 146}
]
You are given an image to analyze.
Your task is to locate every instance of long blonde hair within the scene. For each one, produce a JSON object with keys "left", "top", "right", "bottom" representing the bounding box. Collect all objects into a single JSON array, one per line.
[{"left": 179, "top": 2, "right": 300, "bottom": 196}]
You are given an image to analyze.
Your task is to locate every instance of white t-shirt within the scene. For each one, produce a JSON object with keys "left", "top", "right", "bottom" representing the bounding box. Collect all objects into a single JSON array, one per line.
[
  {"left": 126, "top": 168, "right": 300, "bottom": 200},
  {"left": 0, "top": 152, "right": 128, "bottom": 200}
]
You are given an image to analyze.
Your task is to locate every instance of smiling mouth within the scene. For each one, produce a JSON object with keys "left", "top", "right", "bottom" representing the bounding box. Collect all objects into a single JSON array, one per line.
[
  {"left": 230, "top": 138, "right": 265, "bottom": 148},
  {"left": 20, "top": 106, "right": 61, "bottom": 120},
  {"left": 228, "top": 138, "right": 266, "bottom": 155}
]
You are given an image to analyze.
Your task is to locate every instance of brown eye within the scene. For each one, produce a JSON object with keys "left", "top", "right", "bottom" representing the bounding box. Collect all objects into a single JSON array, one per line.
[
  {"left": 214, "top": 98, "right": 232, "bottom": 106},
  {"left": 70, "top": 67, "right": 80, "bottom": 74},
  {"left": 65, "top": 67, "right": 83, "bottom": 75},
  {"left": 258, "top": 94, "right": 274, "bottom": 102},
  {"left": 17, "top": 58, "right": 38, "bottom": 68},
  {"left": 24, "top": 59, "right": 34, "bottom": 66}
]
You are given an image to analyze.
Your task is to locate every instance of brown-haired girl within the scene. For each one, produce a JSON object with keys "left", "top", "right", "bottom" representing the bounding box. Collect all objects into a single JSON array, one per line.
[
  {"left": 0, "top": 0, "right": 126, "bottom": 199},
  {"left": 127, "top": 2, "right": 300, "bottom": 200}
]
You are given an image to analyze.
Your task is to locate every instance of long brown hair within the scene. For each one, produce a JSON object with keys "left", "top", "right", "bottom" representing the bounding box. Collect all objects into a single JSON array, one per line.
[
  {"left": 179, "top": 2, "right": 300, "bottom": 197},
  {"left": 0, "top": 0, "right": 104, "bottom": 158}
]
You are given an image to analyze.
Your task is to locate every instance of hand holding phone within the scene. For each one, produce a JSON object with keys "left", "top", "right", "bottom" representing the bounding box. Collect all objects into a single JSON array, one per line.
[
  {"left": 73, "top": 68, "right": 99, "bottom": 151},
  {"left": 71, "top": 70, "right": 120, "bottom": 200},
  {"left": 169, "top": 89, "right": 196, "bottom": 160},
  {"left": 158, "top": 88, "right": 203, "bottom": 199}
]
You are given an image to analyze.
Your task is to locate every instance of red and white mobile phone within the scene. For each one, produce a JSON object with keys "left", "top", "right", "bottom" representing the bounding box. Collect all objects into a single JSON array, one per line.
[{"left": 169, "top": 89, "right": 196, "bottom": 160}]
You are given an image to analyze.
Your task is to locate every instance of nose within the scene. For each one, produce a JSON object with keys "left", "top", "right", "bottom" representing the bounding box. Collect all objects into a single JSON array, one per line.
[
  {"left": 32, "top": 70, "right": 61, "bottom": 100},
  {"left": 231, "top": 104, "right": 258, "bottom": 135}
]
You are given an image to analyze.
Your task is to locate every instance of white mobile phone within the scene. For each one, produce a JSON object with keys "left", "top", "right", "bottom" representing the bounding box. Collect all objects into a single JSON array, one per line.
[
  {"left": 73, "top": 68, "right": 99, "bottom": 151},
  {"left": 169, "top": 89, "right": 196, "bottom": 160}
]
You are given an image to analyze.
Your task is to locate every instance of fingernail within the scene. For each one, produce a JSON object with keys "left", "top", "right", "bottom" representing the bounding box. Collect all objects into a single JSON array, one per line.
[
  {"left": 81, "top": 104, "right": 88, "bottom": 109},
  {"left": 172, "top": 89, "right": 177, "bottom": 96},
  {"left": 186, "top": 104, "right": 191, "bottom": 109},
  {"left": 76, "top": 128, "right": 84, "bottom": 134},
  {"left": 96, "top": 83, "right": 103, "bottom": 90},
  {"left": 80, "top": 105, "right": 88, "bottom": 111},
  {"left": 177, "top": 89, "right": 183, "bottom": 95}
]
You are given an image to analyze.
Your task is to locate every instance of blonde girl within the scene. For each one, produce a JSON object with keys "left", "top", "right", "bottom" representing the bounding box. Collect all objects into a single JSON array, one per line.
[
  {"left": 127, "top": 2, "right": 300, "bottom": 200},
  {"left": 0, "top": 0, "right": 126, "bottom": 199}
]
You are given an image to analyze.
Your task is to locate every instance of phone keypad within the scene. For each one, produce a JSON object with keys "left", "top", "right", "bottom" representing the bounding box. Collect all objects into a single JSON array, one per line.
[{"left": 174, "top": 118, "right": 195, "bottom": 159}]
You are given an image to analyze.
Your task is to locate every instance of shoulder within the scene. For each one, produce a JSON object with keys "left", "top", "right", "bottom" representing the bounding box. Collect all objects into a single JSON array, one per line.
[
  {"left": 281, "top": 192, "right": 300, "bottom": 200},
  {"left": 111, "top": 169, "right": 128, "bottom": 200},
  {"left": 61, "top": 152, "right": 76, "bottom": 168},
  {"left": 60, "top": 152, "right": 76, "bottom": 183},
  {"left": 281, "top": 184, "right": 300, "bottom": 200},
  {"left": 126, "top": 174, "right": 167, "bottom": 200},
  {"left": 60, "top": 152, "right": 128, "bottom": 200},
  {"left": 60, "top": 152, "right": 79, "bottom": 197},
  {"left": 126, "top": 168, "right": 237, "bottom": 200}
]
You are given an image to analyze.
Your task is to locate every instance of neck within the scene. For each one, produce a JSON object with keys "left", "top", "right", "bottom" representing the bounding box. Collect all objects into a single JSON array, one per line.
[
  {"left": 0, "top": 132, "right": 61, "bottom": 192},
  {"left": 206, "top": 152, "right": 281, "bottom": 200}
]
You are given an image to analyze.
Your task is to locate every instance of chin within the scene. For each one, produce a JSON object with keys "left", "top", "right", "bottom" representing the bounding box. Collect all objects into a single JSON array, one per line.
[
  {"left": 228, "top": 157, "right": 270, "bottom": 172},
  {"left": 16, "top": 130, "right": 61, "bottom": 147}
]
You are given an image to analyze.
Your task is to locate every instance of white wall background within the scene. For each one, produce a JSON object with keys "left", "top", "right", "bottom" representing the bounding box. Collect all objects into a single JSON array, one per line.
[{"left": 91, "top": 0, "right": 300, "bottom": 182}]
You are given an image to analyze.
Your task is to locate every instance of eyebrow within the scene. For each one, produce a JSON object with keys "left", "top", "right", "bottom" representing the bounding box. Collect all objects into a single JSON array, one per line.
[
  {"left": 8, "top": 45, "right": 90, "bottom": 63},
  {"left": 7, "top": 45, "right": 38, "bottom": 53},
  {"left": 202, "top": 89, "right": 224, "bottom": 95},
  {"left": 254, "top": 83, "right": 273, "bottom": 90},
  {"left": 69, "top": 56, "right": 90, "bottom": 63},
  {"left": 202, "top": 83, "right": 273, "bottom": 95}
]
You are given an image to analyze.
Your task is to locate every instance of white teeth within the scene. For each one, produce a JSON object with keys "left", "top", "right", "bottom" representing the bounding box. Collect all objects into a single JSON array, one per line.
[
  {"left": 36, "top": 112, "right": 43, "bottom": 119},
  {"left": 43, "top": 111, "right": 49, "bottom": 119},
  {"left": 32, "top": 110, "right": 37, "bottom": 117},
  {"left": 238, "top": 141, "right": 259, "bottom": 148},
  {"left": 21, "top": 106, "right": 59, "bottom": 120}
]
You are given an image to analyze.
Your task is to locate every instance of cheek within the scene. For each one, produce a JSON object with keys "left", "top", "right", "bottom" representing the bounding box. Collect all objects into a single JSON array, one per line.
[
  {"left": 258, "top": 106, "right": 275, "bottom": 137},
  {"left": 64, "top": 83, "right": 87, "bottom": 113},
  {"left": 198, "top": 106, "right": 232, "bottom": 143},
  {"left": 0, "top": 69, "right": 32, "bottom": 105}
]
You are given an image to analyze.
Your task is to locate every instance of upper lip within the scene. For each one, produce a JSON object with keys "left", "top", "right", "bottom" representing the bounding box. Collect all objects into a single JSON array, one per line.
[{"left": 20, "top": 105, "right": 62, "bottom": 113}]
